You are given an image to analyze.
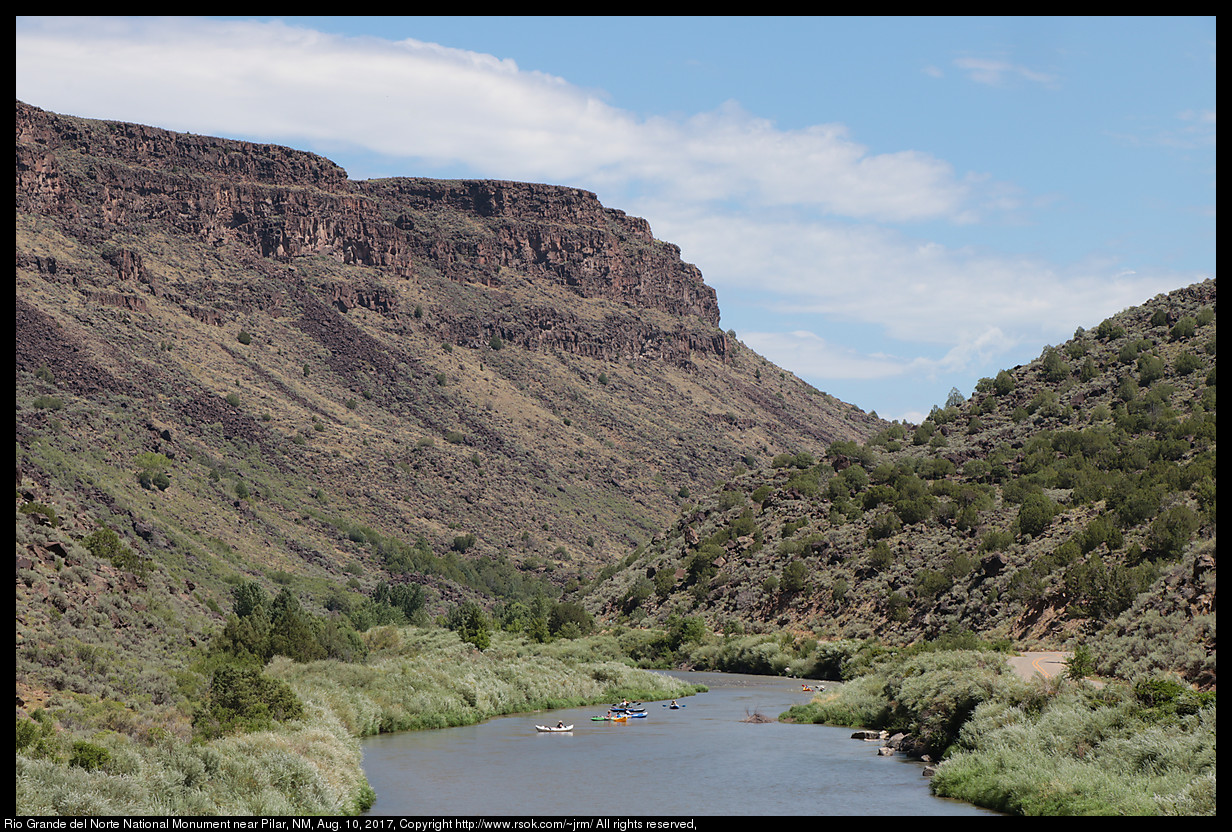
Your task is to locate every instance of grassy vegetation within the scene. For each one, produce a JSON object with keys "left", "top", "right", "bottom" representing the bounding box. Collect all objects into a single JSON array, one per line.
[
  {"left": 15, "top": 626, "right": 700, "bottom": 816},
  {"left": 931, "top": 687, "right": 1216, "bottom": 815},
  {"left": 780, "top": 643, "right": 1216, "bottom": 816},
  {"left": 17, "top": 701, "right": 371, "bottom": 816},
  {"left": 271, "top": 628, "right": 702, "bottom": 737}
]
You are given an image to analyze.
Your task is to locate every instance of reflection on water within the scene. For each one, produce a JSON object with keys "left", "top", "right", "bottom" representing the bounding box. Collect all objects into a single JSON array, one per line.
[{"left": 361, "top": 671, "right": 995, "bottom": 816}]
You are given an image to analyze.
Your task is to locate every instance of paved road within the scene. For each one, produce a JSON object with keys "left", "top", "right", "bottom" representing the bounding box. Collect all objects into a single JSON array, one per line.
[{"left": 1008, "top": 651, "right": 1069, "bottom": 681}]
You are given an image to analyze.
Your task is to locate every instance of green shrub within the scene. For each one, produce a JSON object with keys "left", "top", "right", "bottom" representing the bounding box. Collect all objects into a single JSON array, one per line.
[
  {"left": 782, "top": 560, "right": 808, "bottom": 593},
  {"left": 1174, "top": 352, "right": 1202, "bottom": 375},
  {"left": 19, "top": 501, "right": 60, "bottom": 527},
  {"left": 653, "top": 568, "right": 676, "bottom": 599},
  {"left": 1063, "top": 554, "right": 1157, "bottom": 620},
  {"left": 231, "top": 581, "right": 269, "bottom": 618},
  {"left": 1066, "top": 644, "right": 1095, "bottom": 680},
  {"left": 136, "top": 453, "right": 172, "bottom": 490},
  {"left": 68, "top": 740, "right": 111, "bottom": 771},
  {"left": 895, "top": 495, "right": 934, "bottom": 526},
  {"left": 549, "top": 602, "right": 594, "bottom": 637},
  {"left": 1145, "top": 505, "right": 1199, "bottom": 560},
  {"left": 914, "top": 568, "right": 952, "bottom": 600},
  {"left": 1041, "top": 347, "right": 1069, "bottom": 382},
  {"left": 32, "top": 395, "right": 64, "bottom": 410},
  {"left": 1016, "top": 493, "right": 1057, "bottom": 538},
  {"left": 773, "top": 451, "right": 815, "bottom": 469},
  {"left": 1169, "top": 316, "right": 1196, "bottom": 341},
  {"left": 1095, "top": 317, "right": 1126, "bottom": 340},
  {"left": 867, "top": 539, "right": 896, "bottom": 571},
  {"left": 15, "top": 716, "right": 55, "bottom": 756},
  {"left": 445, "top": 601, "right": 492, "bottom": 650},
  {"left": 886, "top": 591, "right": 910, "bottom": 622},
  {"left": 193, "top": 664, "right": 304, "bottom": 739},
  {"left": 1077, "top": 514, "right": 1123, "bottom": 554},
  {"left": 1137, "top": 353, "right": 1165, "bottom": 386},
  {"left": 866, "top": 511, "right": 901, "bottom": 541},
  {"left": 83, "top": 526, "right": 147, "bottom": 577}
]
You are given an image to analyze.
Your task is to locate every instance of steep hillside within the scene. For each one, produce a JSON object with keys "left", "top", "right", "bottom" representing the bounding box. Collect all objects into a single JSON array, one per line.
[
  {"left": 584, "top": 281, "right": 1216, "bottom": 687},
  {"left": 15, "top": 100, "right": 884, "bottom": 698}
]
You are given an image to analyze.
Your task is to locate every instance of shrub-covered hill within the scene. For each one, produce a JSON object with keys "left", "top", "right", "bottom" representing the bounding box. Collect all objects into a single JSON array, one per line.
[{"left": 583, "top": 280, "right": 1216, "bottom": 688}]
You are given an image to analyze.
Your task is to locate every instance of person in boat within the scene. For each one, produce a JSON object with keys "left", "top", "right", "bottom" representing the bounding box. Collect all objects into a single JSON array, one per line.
[
  {"left": 557, "top": 721, "right": 565, "bottom": 729},
  {"left": 670, "top": 700, "right": 678, "bottom": 707}
]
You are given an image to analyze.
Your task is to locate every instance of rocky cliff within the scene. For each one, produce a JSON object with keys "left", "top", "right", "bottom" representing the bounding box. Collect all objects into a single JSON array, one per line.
[
  {"left": 16, "top": 100, "right": 722, "bottom": 365},
  {"left": 16, "top": 100, "right": 883, "bottom": 615}
]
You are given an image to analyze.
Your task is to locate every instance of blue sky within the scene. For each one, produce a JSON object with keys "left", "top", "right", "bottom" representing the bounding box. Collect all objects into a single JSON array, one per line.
[{"left": 16, "top": 16, "right": 1215, "bottom": 422}]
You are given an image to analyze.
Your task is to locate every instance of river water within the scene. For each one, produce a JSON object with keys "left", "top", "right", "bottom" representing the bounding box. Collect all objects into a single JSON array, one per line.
[{"left": 360, "top": 670, "right": 996, "bottom": 817}]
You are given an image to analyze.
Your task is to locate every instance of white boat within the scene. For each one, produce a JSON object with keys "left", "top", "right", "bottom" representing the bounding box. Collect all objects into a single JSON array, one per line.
[{"left": 536, "top": 724, "right": 574, "bottom": 732}]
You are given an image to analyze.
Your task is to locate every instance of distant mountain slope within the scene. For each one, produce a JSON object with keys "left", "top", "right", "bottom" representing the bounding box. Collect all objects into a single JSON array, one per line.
[
  {"left": 583, "top": 281, "right": 1216, "bottom": 687},
  {"left": 15, "top": 99, "right": 883, "bottom": 632}
]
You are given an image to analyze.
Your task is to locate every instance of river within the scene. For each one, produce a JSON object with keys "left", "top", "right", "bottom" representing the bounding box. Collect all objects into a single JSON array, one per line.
[{"left": 360, "top": 671, "right": 996, "bottom": 817}]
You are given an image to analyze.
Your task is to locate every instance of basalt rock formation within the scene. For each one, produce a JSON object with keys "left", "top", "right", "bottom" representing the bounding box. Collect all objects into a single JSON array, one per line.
[
  {"left": 17, "top": 101, "right": 722, "bottom": 366},
  {"left": 16, "top": 100, "right": 883, "bottom": 617}
]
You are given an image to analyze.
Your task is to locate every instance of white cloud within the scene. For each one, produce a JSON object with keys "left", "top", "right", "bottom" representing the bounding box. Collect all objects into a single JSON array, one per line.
[
  {"left": 953, "top": 57, "right": 1058, "bottom": 87},
  {"left": 649, "top": 211, "right": 1194, "bottom": 378},
  {"left": 740, "top": 330, "right": 907, "bottom": 381},
  {"left": 16, "top": 17, "right": 982, "bottom": 224}
]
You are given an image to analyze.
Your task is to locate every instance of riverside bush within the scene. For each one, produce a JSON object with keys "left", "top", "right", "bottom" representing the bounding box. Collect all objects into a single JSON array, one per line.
[
  {"left": 784, "top": 644, "right": 1216, "bottom": 816},
  {"left": 932, "top": 685, "right": 1216, "bottom": 815},
  {"left": 16, "top": 702, "right": 372, "bottom": 816},
  {"left": 17, "top": 629, "right": 696, "bottom": 816},
  {"left": 268, "top": 629, "right": 700, "bottom": 737},
  {"left": 781, "top": 672, "right": 891, "bottom": 728},
  {"left": 193, "top": 664, "right": 305, "bottom": 739},
  {"left": 685, "top": 633, "right": 793, "bottom": 676}
]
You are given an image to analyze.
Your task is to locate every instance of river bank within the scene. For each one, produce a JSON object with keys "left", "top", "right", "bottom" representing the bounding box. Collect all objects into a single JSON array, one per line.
[
  {"left": 15, "top": 627, "right": 699, "bottom": 815},
  {"left": 781, "top": 648, "right": 1216, "bottom": 815}
]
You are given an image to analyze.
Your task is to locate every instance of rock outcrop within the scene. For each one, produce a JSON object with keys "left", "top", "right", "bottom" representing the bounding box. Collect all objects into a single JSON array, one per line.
[{"left": 16, "top": 100, "right": 722, "bottom": 365}]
